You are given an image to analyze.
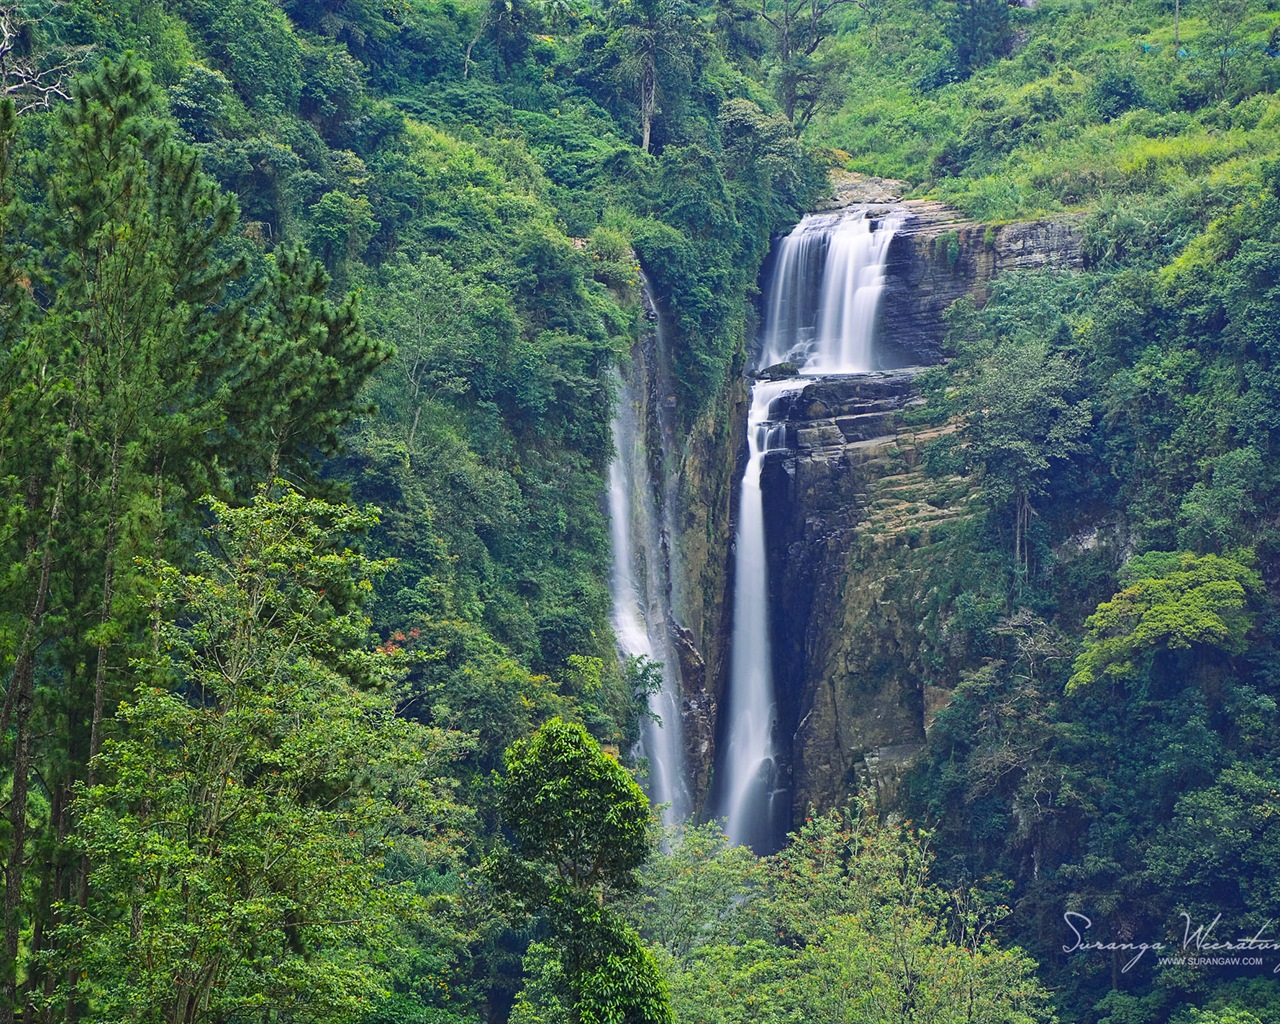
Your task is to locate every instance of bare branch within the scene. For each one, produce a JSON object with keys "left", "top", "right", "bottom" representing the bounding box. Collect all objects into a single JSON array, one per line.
[{"left": 0, "top": 3, "right": 90, "bottom": 114}]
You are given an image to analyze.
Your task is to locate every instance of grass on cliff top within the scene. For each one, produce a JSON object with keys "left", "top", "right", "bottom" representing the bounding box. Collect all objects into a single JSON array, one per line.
[{"left": 809, "top": 0, "right": 1280, "bottom": 221}]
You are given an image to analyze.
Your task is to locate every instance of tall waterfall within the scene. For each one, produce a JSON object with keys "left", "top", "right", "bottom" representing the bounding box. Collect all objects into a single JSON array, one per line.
[
  {"left": 721, "top": 377, "right": 802, "bottom": 850},
  {"left": 607, "top": 291, "right": 691, "bottom": 827},
  {"left": 720, "top": 207, "right": 903, "bottom": 850}
]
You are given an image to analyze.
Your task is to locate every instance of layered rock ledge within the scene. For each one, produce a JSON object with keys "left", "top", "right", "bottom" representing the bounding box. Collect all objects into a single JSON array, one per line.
[
  {"left": 877, "top": 203, "right": 1086, "bottom": 366},
  {"left": 752, "top": 370, "right": 978, "bottom": 813}
]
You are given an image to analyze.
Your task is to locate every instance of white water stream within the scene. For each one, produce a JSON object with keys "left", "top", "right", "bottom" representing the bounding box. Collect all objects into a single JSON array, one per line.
[
  {"left": 721, "top": 377, "right": 803, "bottom": 848},
  {"left": 722, "top": 207, "right": 904, "bottom": 850},
  {"left": 760, "top": 209, "right": 905, "bottom": 373},
  {"left": 607, "top": 292, "right": 691, "bottom": 826}
]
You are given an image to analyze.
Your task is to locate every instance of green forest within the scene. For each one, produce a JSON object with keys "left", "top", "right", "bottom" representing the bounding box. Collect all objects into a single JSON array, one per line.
[{"left": 0, "top": 0, "right": 1279, "bottom": 1020}]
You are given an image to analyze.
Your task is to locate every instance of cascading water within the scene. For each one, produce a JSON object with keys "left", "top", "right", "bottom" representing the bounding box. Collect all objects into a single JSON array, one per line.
[
  {"left": 607, "top": 291, "right": 691, "bottom": 827},
  {"left": 760, "top": 209, "right": 905, "bottom": 373},
  {"left": 720, "top": 206, "right": 904, "bottom": 851},
  {"left": 721, "top": 377, "right": 802, "bottom": 850}
]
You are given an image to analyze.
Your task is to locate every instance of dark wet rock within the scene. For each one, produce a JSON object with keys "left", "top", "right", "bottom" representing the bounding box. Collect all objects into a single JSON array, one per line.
[
  {"left": 753, "top": 361, "right": 801, "bottom": 380},
  {"left": 748, "top": 370, "right": 978, "bottom": 815},
  {"left": 876, "top": 202, "right": 1085, "bottom": 367}
]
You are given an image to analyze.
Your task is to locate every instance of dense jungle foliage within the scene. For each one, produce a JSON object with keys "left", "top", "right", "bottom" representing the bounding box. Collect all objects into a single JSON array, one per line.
[
  {"left": 0, "top": 0, "right": 822, "bottom": 1016},
  {"left": 796, "top": 2, "right": 1280, "bottom": 1024},
  {"left": 900, "top": 182, "right": 1280, "bottom": 1018},
  {"left": 810, "top": 2, "right": 1280, "bottom": 1024},
  {"left": 0, "top": 0, "right": 827, "bottom": 1021},
  {"left": 1, "top": 0, "right": 1279, "bottom": 1020}
]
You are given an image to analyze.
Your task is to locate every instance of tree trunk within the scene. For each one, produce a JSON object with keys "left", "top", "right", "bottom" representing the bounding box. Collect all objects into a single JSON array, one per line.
[
  {"left": 88, "top": 433, "right": 124, "bottom": 780},
  {"left": 640, "top": 58, "right": 656, "bottom": 153},
  {"left": 2, "top": 659, "right": 34, "bottom": 1024},
  {"left": 23, "top": 828, "right": 49, "bottom": 1019},
  {"left": 779, "top": 2, "right": 797, "bottom": 120},
  {"left": 3, "top": 501, "right": 62, "bottom": 1024},
  {"left": 1014, "top": 493, "right": 1024, "bottom": 574},
  {"left": 464, "top": 10, "right": 490, "bottom": 78}
]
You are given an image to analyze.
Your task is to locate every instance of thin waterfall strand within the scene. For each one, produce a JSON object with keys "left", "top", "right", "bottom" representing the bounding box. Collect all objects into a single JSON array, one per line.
[
  {"left": 608, "top": 363, "right": 691, "bottom": 826},
  {"left": 723, "top": 378, "right": 803, "bottom": 849}
]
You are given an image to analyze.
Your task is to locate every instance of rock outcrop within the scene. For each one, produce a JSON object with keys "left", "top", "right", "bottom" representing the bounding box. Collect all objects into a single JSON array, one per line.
[
  {"left": 752, "top": 372, "right": 976, "bottom": 814},
  {"left": 689, "top": 194, "right": 1085, "bottom": 820},
  {"left": 877, "top": 202, "right": 1085, "bottom": 366},
  {"left": 750, "top": 198, "right": 1085, "bottom": 813},
  {"left": 817, "top": 170, "right": 909, "bottom": 208}
]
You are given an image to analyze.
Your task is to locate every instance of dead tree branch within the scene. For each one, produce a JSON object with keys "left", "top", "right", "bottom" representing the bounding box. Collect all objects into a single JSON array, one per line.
[{"left": 0, "top": 3, "right": 89, "bottom": 113}]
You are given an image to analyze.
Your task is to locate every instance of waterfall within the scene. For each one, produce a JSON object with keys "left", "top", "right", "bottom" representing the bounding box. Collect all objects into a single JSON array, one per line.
[
  {"left": 721, "top": 378, "right": 803, "bottom": 850},
  {"left": 760, "top": 208, "right": 905, "bottom": 375},
  {"left": 720, "top": 206, "right": 903, "bottom": 850},
  {"left": 607, "top": 292, "right": 691, "bottom": 827}
]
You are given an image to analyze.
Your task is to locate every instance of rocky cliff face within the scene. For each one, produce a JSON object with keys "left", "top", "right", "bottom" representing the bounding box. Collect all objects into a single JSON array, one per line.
[
  {"left": 667, "top": 374, "right": 744, "bottom": 809},
  {"left": 715, "top": 193, "right": 1085, "bottom": 819},
  {"left": 757, "top": 372, "right": 977, "bottom": 813},
  {"left": 877, "top": 202, "right": 1086, "bottom": 367},
  {"left": 665, "top": 192, "right": 1086, "bottom": 820}
]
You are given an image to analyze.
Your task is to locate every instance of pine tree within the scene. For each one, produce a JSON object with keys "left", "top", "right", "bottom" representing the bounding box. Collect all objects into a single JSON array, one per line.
[
  {"left": 0, "top": 55, "right": 389, "bottom": 1022},
  {"left": 220, "top": 245, "right": 390, "bottom": 492}
]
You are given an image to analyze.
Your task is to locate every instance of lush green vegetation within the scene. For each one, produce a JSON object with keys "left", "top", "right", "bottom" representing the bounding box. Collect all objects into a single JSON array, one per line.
[
  {"left": 0, "top": 0, "right": 825, "bottom": 1020},
  {"left": 4, "top": 0, "right": 1280, "bottom": 1019},
  {"left": 780, "top": 2, "right": 1280, "bottom": 1021},
  {"left": 623, "top": 811, "right": 1054, "bottom": 1024},
  {"left": 811, "top": 0, "right": 1280, "bottom": 220},
  {"left": 895, "top": 149, "right": 1280, "bottom": 1024}
]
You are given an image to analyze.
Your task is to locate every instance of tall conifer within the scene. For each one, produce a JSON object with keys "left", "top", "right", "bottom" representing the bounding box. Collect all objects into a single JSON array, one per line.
[{"left": 0, "top": 54, "right": 387, "bottom": 1021}]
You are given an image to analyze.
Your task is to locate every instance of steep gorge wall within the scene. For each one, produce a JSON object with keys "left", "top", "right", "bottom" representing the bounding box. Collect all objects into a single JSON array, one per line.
[
  {"left": 762, "top": 375, "right": 977, "bottom": 814},
  {"left": 732, "top": 194, "right": 1083, "bottom": 820},
  {"left": 667, "top": 370, "right": 746, "bottom": 808},
  {"left": 626, "top": 288, "right": 745, "bottom": 813}
]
